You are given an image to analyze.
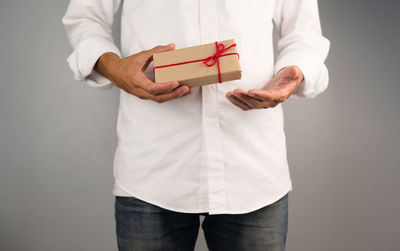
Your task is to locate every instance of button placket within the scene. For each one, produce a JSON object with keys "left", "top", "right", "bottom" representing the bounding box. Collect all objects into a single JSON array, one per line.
[{"left": 200, "top": 0, "right": 227, "bottom": 214}]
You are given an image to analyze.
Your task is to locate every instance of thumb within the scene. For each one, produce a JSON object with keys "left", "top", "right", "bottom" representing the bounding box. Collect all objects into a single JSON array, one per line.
[{"left": 139, "top": 44, "right": 176, "bottom": 69}]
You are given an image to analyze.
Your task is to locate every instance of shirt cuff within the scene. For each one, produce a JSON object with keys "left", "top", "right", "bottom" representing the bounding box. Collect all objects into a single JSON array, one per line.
[
  {"left": 273, "top": 53, "right": 329, "bottom": 99},
  {"left": 66, "top": 37, "right": 121, "bottom": 89}
]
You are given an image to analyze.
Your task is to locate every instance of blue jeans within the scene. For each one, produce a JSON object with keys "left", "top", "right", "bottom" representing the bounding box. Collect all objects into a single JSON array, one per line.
[{"left": 115, "top": 193, "right": 288, "bottom": 251}]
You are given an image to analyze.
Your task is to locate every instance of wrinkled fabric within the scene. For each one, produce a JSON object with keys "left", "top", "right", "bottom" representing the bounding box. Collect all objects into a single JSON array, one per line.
[{"left": 62, "top": 0, "right": 330, "bottom": 215}]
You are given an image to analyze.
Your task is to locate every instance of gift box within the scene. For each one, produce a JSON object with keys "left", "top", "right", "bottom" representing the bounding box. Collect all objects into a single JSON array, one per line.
[{"left": 153, "top": 39, "right": 242, "bottom": 88}]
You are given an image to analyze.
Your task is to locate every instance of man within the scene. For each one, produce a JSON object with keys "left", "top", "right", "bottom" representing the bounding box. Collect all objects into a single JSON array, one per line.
[{"left": 62, "top": 0, "right": 329, "bottom": 250}]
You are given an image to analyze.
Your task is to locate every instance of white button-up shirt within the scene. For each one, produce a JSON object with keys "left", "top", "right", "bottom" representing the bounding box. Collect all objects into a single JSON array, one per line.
[{"left": 62, "top": 0, "right": 330, "bottom": 215}]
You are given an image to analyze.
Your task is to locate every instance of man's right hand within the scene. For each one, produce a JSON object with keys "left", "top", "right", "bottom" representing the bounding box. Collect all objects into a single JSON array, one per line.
[{"left": 94, "top": 43, "right": 193, "bottom": 103}]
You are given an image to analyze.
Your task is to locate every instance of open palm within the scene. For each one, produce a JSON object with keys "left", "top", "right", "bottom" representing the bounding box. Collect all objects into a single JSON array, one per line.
[{"left": 226, "top": 65, "right": 304, "bottom": 111}]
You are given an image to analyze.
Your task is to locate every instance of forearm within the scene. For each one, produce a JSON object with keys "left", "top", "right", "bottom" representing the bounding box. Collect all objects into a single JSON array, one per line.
[
  {"left": 273, "top": 0, "right": 330, "bottom": 98},
  {"left": 62, "top": 0, "right": 122, "bottom": 88},
  {"left": 94, "top": 52, "right": 121, "bottom": 83}
]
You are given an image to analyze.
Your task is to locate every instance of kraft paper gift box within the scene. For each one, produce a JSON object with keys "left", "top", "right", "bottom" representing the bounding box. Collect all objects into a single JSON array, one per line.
[{"left": 153, "top": 39, "right": 242, "bottom": 88}]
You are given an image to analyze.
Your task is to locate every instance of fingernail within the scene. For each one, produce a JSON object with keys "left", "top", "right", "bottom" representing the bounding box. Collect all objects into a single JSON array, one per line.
[
  {"left": 183, "top": 89, "right": 192, "bottom": 96},
  {"left": 170, "top": 82, "right": 179, "bottom": 88},
  {"left": 181, "top": 87, "right": 189, "bottom": 94},
  {"left": 248, "top": 92, "right": 255, "bottom": 97}
]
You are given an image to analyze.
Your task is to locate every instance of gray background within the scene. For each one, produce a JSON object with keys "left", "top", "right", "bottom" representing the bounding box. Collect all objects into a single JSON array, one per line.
[{"left": 1, "top": 0, "right": 399, "bottom": 250}]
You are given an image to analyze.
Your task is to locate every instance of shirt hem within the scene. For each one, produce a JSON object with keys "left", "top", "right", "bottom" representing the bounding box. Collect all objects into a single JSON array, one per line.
[{"left": 112, "top": 178, "right": 293, "bottom": 215}]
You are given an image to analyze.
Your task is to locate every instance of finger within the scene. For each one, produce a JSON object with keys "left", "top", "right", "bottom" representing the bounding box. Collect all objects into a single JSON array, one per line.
[
  {"left": 243, "top": 93, "right": 279, "bottom": 108},
  {"left": 228, "top": 96, "right": 251, "bottom": 111},
  {"left": 182, "top": 87, "right": 195, "bottom": 96},
  {"left": 227, "top": 95, "right": 250, "bottom": 111},
  {"left": 233, "top": 90, "right": 278, "bottom": 109},
  {"left": 231, "top": 88, "right": 274, "bottom": 108},
  {"left": 125, "top": 84, "right": 190, "bottom": 103},
  {"left": 233, "top": 89, "right": 263, "bottom": 108},
  {"left": 232, "top": 88, "right": 268, "bottom": 101},
  {"left": 134, "top": 72, "right": 179, "bottom": 95},
  {"left": 143, "top": 44, "right": 176, "bottom": 71},
  {"left": 143, "top": 43, "right": 175, "bottom": 60},
  {"left": 232, "top": 92, "right": 260, "bottom": 109},
  {"left": 142, "top": 56, "right": 153, "bottom": 71},
  {"left": 247, "top": 89, "right": 284, "bottom": 103},
  {"left": 226, "top": 92, "right": 251, "bottom": 110},
  {"left": 231, "top": 88, "right": 247, "bottom": 95},
  {"left": 138, "top": 44, "right": 175, "bottom": 71},
  {"left": 247, "top": 89, "right": 290, "bottom": 103},
  {"left": 151, "top": 85, "right": 191, "bottom": 103}
]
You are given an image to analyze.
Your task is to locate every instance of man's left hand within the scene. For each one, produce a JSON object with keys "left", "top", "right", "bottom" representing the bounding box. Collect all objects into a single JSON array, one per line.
[{"left": 226, "top": 65, "right": 304, "bottom": 111}]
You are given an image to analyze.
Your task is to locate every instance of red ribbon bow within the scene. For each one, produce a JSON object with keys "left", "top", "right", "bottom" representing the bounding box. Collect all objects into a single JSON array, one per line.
[{"left": 153, "top": 41, "right": 239, "bottom": 83}]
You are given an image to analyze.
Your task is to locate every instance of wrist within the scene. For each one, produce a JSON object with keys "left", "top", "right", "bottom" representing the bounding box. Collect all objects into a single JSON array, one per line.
[
  {"left": 278, "top": 65, "right": 304, "bottom": 82},
  {"left": 95, "top": 52, "right": 121, "bottom": 82}
]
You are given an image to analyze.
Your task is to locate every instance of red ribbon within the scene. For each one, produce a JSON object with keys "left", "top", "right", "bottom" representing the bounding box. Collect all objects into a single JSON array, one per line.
[{"left": 153, "top": 41, "right": 240, "bottom": 83}]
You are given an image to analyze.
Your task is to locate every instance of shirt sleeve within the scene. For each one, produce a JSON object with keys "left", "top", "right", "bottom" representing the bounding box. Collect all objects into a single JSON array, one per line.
[
  {"left": 273, "top": 0, "right": 330, "bottom": 98},
  {"left": 62, "top": 0, "right": 122, "bottom": 89}
]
